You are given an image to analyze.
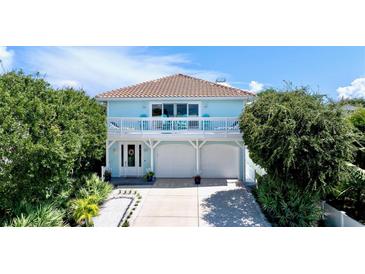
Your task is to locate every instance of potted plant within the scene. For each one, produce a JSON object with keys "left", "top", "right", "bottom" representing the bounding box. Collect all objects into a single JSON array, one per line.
[
  {"left": 104, "top": 170, "right": 112, "bottom": 182},
  {"left": 144, "top": 170, "right": 155, "bottom": 182},
  {"left": 193, "top": 175, "right": 201, "bottom": 184}
]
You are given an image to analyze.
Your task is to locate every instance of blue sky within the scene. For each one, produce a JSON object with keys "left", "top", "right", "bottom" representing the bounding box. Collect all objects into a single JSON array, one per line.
[{"left": 1, "top": 46, "right": 365, "bottom": 99}]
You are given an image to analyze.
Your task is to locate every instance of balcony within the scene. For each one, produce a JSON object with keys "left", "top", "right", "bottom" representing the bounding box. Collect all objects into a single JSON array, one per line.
[{"left": 107, "top": 117, "right": 241, "bottom": 137}]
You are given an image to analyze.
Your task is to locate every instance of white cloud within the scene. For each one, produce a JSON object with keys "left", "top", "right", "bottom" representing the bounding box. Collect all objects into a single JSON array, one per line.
[
  {"left": 337, "top": 78, "right": 365, "bottom": 99},
  {"left": 0, "top": 46, "right": 14, "bottom": 73},
  {"left": 249, "top": 80, "right": 264, "bottom": 93},
  {"left": 17, "top": 47, "right": 223, "bottom": 96},
  {"left": 53, "top": 79, "right": 80, "bottom": 88}
]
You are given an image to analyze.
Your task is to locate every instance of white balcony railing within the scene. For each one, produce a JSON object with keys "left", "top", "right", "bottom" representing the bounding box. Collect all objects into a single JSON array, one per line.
[{"left": 107, "top": 117, "right": 240, "bottom": 135}]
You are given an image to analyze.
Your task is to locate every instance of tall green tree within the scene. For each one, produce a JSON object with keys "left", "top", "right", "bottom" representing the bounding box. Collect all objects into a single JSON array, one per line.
[
  {"left": 347, "top": 107, "right": 365, "bottom": 168},
  {"left": 0, "top": 71, "right": 106, "bottom": 217},
  {"left": 240, "top": 88, "right": 355, "bottom": 196}
]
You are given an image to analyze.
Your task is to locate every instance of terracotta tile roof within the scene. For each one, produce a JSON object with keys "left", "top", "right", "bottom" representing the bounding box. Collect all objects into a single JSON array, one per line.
[{"left": 96, "top": 74, "right": 254, "bottom": 99}]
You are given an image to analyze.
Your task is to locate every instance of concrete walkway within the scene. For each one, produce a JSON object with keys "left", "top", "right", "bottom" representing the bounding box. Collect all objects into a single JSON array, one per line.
[
  {"left": 130, "top": 179, "right": 270, "bottom": 227},
  {"left": 93, "top": 193, "right": 133, "bottom": 227}
]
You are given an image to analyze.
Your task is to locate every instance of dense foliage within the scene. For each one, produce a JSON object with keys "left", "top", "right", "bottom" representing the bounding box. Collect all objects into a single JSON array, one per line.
[
  {"left": 329, "top": 107, "right": 365, "bottom": 223},
  {"left": 240, "top": 88, "right": 355, "bottom": 196},
  {"left": 240, "top": 88, "right": 357, "bottom": 226},
  {"left": 255, "top": 175, "right": 322, "bottom": 227},
  {"left": 347, "top": 108, "right": 365, "bottom": 169},
  {"left": 65, "top": 174, "right": 112, "bottom": 227},
  {"left": 5, "top": 203, "right": 66, "bottom": 227},
  {"left": 78, "top": 174, "right": 113, "bottom": 203},
  {"left": 71, "top": 196, "right": 100, "bottom": 227},
  {"left": 337, "top": 98, "right": 365, "bottom": 108},
  {"left": 0, "top": 71, "right": 107, "bottom": 224}
]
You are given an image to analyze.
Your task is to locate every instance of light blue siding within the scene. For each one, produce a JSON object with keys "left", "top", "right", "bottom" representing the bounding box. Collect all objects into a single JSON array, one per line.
[
  {"left": 201, "top": 100, "right": 244, "bottom": 117},
  {"left": 108, "top": 99, "right": 245, "bottom": 118},
  {"left": 143, "top": 143, "right": 151, "bottom": 173},
  {"left": 106, "top": 98, "right": 246, "bottom": 179},
  {"left": 108, "top": 101, "right": 149, "bottom": 117},
  {"left": 108, "top": 142, "right": 119, "bottom": 177}
]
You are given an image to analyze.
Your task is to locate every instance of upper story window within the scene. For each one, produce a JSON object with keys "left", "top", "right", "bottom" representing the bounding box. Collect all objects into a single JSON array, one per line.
[
  {"left": 176, "top": 104, "right": 187, "bottom": 117},
  {"left": 152, "top": 104, "right": 162, "bottom": 116},
  {"left": 152, "top": 103, "right": 199, "bottom": 117},
  {"left": 188, "top": 104, "right": 199, "bottom": 117},
  {"left": 163, "top": 104, "right": 174, "bottom": 117}
]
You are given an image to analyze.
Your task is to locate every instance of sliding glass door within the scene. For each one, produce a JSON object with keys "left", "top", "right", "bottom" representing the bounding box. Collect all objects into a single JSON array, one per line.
[{"left": 151, "top": 103, "right": 199, "bottom": 117}]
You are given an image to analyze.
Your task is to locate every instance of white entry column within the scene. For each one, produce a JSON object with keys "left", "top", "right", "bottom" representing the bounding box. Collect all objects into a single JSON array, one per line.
[
  {"left": 143, "top": 139, "right": 160, "bottom": 172},
  {"left": 106, "top": 140, "right": 116, "bottom": 172},
  {"left": 188, "top": 140, "right": 206, "bottom": 175},
  {"left": 235, "top": 140, "right": 246, "bottom": 182}
]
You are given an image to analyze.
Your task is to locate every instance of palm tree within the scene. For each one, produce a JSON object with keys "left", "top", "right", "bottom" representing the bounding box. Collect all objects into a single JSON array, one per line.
[{"left": 72, "top": 196, "right": 99, "bottom": 226}]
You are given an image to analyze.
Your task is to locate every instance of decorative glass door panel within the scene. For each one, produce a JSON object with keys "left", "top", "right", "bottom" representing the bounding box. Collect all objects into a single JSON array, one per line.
[
  {"left": 120, "top": 143, "right": 142, "bottom": 177},
  {"left": 127, "top": 145, "right": 135, "bottom": 167}
]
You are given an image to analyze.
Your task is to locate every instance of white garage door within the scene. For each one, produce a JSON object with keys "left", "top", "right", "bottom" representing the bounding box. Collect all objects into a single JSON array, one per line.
[
  {"left": 155, "top": 143, "right": 196, "bottom": 178},
  {"left": 201, "top": 143, "right": 239, "bottom": 178}
]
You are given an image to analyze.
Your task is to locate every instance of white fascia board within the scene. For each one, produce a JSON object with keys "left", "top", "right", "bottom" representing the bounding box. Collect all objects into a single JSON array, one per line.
[
  {"left": 107, "top": 134, "right": 243, "bottom": 142},
  {"left": 96, "top": 96, "right": 253, "bottom": 102}
]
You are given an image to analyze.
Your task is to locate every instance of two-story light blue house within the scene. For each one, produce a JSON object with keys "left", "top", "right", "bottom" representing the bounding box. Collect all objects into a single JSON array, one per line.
[{"left": 96, "top": 74, "right": 254, "bottom": 181}]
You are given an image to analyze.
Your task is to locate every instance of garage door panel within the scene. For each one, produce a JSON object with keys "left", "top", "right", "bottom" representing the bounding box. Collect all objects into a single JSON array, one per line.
[
  {"left": 155, "top": 143, "right": 195, "bottom": 178},
  {"left": 201, "top": 144, "right": 239, "bottom": 178}
]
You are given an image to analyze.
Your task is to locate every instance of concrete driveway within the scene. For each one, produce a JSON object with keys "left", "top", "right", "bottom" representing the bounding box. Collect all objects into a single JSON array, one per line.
[{"left": 129, "top": 179, "right": 270, "bottom": 227}]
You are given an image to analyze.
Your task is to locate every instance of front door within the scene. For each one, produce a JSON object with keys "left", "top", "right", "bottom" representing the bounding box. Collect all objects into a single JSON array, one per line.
[{"left": 120, "top": 143, "right": 142, "bottom": 177}]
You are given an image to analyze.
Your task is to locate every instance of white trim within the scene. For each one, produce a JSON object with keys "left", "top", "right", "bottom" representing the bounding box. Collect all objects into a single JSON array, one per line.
[
  {"left": 107, "top": 140, "right": 116, "bottom": 149},
  {"left": 96, "top": 96, "right": 253, "bottom": 102},
  {"left": 106, "top": 140, "right": 116, "bottom": 169},
  {"left": 143, "top": 140, "right": 151, "bottom": 148},
  {"left": 234, "top": 140, "right": 245, "bottom": 149},
  {"left": 143, "top": 139, "right": 160, "bottom": 149},
  {"left": 198, "top": 140, "right": 207, "bottom": 148},
  {"left": 106, "top": 140, "right": 109, "bottom": 168},
  {"left": 187, "top": 140, "right": 206, "bottom": 175},
  {"left": 234, "top": 140, "right": 246, "bottom": 182},
  {"left": 110, "top": 135, "right": 243, "bottom": 142},
  {"left": 152, "top": 140, "right": 161, "bottom": 149},
  {"left": 143, "top": 139, "right": 161, "bottom": 172},
  {"left": 188, "top": 140, "right": 198, "bottom": 149},
  {"left": 119, "top": 141, "right": 143, "bottom": 177}
]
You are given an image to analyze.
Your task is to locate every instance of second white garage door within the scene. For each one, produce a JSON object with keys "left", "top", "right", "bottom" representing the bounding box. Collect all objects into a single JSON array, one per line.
[
  {"left": 200, "top": 143, "right": 240, "bottom": 178},
  {"left": 155, "top": 143, "right": 196, "bottom": 178}
]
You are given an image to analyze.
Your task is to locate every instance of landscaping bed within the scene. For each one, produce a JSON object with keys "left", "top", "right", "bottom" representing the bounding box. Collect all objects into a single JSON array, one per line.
[
  {"left": 240, "top": 89, "right": 356, "bottom": 226},
  {"left": 0, "top": 72, "right": 109, "bottom": 227}
]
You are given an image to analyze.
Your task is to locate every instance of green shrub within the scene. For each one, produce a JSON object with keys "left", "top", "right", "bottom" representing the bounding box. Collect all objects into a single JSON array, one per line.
[
  {"left": 348, "top": 108, "right": 365, "bottom": 132},
  {"left": 334, "top": 164, "right": 365, "bottom": 219},
  {"left": 256, "top": 175, "right": 322, "bottom": 227},
  {"left": 78, "top": 174, "right": 113, "bottom": 204},
  {"left": 121, "top": 220, "right": 129, "bottom": 227},
  {"left": 143, "top": 170, "right": 155, "bottom": 181},
  {"left": 70, "top": 196, "right": 99, "bottom": 227},
  {"left": 0, "top": 72, "right": 106, "bottom": 217},
  {"left": 240, "top": 88, "right": 355, "bottom": 196},
  {"left": 347, "top": 108, "right": 365, "bottom": 169},
  {"left": 6, "top": 203, "right": 66, "bottom": 227}
]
